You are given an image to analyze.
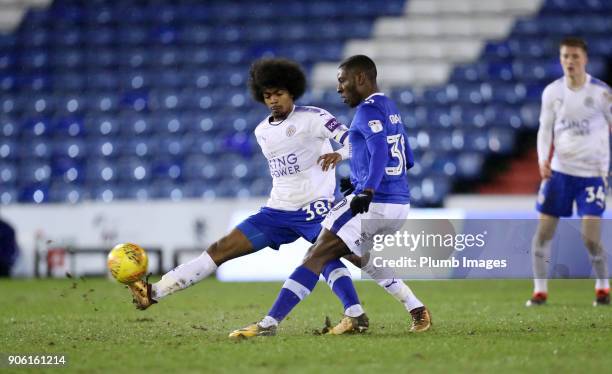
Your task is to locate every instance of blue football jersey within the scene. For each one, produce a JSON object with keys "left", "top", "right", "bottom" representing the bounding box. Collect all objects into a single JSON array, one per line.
[{"left": 348, "top": 93, "right": 413, "bottom": 204}]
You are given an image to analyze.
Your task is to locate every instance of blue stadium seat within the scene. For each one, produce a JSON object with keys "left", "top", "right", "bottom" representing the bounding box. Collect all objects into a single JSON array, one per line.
[
  {"left": 51, "top": 157, "right": 84, "bottom": 183},
  {"left": 158, "top": 135, "right": 190, "bottom": 157},
  {"left": 0, "top": 116, "right": 19, "bottom": 138},
  {"left": 151, "top": 156, "right": 182, "bottom": 181},
  {"left": 119, "top": 112, "right": 154, "bottom": 136},
  {"left": 24, "top": 94, "right": 57, "bottom": 115},
  {"left": 85, "top": 158, "right": 117, "bottom": 183},
  {"left": 456, "top": 152, "right": 485, "bottom": 179},
  {"left": 48, "top": 182, "right": 84, "bottom": 203},
  {"left": 0, "top": 185, "right": 18, "bottom": 204},
  {"left": 520, "top": 102, "right": 541, "bottom": 129},
  {"left": 178, "top": 24, "right": 213, "bottom": 44},
  {"left": 464, "top": 131, "right": 489, "bottom": 153},
  {"left": 18, "top": 184, "right": 50, "bottom": 204},
  {"left": 116, "top": 156, "right": 151, "bottom": 183},
  {"left": 51, "top": 117, "right": 84, "bottom": 137},
  {"left": 0, "top": 139, "right": 18, "bottom": 161},
  {"left": 149, "top": 180, "right": 185, "bottom": 200},
  {"left": 50, "top": 25, "right": 82, "bottom": 47},
  {"left": 0, "top": 162, "right": 17, "bottom": 186},
  {"left": 89, "top": 184, "right": 120, "bottom": 202},
  {"left": 183, "top": 155, "right": 218, "bottom": 181},
  {"left": 86, "top": 114, "right": 120, "bottom": 137},
  {"left": 88, "top": 138, "right": 120, "bottom": 158},
  {"left": 21, "top": 139, "right": 52, "bottom": 160},
  {"left": 18, "top": 160, "right": 51, "bottom": 184},
  {"left": 52, "top": 138, "right": 86, "bottom": 159},
  {"left": 20, "top": 117, "right": 51, "bottom": 138},
  {"left": 119, "top": 138, "right": 157, "bottom": 158},
  {"left": 487, "top": 128, "right": 516, "bottom": 155}
]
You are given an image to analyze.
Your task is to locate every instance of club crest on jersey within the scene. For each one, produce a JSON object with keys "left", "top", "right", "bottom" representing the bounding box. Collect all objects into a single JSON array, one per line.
[
  {"left": 368, "top": 120, "right": 383, "bottom": 133},
  {"left": 584, "top": 96, "right": 594, "bottom": 108},
  {"left": 286, "top": 125, "right": 297, "bottom": 137}
]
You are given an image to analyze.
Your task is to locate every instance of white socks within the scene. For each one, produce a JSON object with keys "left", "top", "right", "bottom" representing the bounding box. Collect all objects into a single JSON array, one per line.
[
  {"left": 345, "top": 304, "right": 365, "bottom": 317},
  {"left": 532, "top": 236, "right": 552, "bottom": 293},
  {"left": 259, "top": 315, "right": 279, "bottom": 328},
  {"left": 152, "top": 252, "right": 218, "bottom": 300},
  {"left": 377, "top": 278, "right": 424, "bottom": 311}
]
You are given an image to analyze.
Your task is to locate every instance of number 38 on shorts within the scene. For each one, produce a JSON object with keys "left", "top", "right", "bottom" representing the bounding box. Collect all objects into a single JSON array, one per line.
[{"left": 302, "top": 200, "right": 332, "bottom": 221}]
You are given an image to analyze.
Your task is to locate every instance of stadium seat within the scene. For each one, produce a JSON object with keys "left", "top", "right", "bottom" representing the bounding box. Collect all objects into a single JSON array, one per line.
[
  {"left": 18, "top": 183, "right": 50, "bottom": 204},
  {"left": 48, "top": 182, "right": 84, "bottom": 203}
]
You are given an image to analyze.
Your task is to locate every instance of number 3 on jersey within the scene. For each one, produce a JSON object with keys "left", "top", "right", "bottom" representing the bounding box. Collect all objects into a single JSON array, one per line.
[
  {"left": 585, "top": 186, "right": 606, "bottom": 205},
  {"left": 302, "top": 200, "right": 331, "bottom": 221},
  {"left": 385, "top": 134, "right": 406, "bottom": 176}
]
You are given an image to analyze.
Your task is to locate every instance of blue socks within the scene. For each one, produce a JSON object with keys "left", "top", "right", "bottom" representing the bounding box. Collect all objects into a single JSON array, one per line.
[
  {"left": 321, "top": 259, "right": 361, "bottom": 312},
  {"left": 266, "top": 261, "right": 363, "bottom": 324},
  {"left": 268, "top": 265, "right": 319, "bottom": 322}
]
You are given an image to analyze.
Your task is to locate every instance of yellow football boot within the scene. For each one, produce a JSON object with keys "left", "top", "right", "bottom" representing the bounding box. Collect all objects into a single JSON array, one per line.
[{"left": 228, "top": 323, "right": 277, "bottom": 339}]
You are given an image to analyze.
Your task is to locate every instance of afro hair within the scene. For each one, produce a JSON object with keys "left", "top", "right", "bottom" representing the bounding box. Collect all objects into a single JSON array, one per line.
[{"left": 248, "top": 58, "right": 306, "bottom": 103}]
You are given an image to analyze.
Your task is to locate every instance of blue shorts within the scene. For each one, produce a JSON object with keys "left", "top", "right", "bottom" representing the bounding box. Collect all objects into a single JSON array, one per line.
[
  {"left": 236, "top": 200, "right": 332, "bottom": 251},
  {"left": 536, "top": 171, "right": 607, "bottom": 217}
]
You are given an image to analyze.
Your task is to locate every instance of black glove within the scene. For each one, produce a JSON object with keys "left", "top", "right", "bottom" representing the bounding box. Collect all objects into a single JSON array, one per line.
[
  {"left": 339, "top": 177, "right": 355, "bottom": 196},
  {"left": 350, "top": 190, "right": 373, "bottom": 216}
]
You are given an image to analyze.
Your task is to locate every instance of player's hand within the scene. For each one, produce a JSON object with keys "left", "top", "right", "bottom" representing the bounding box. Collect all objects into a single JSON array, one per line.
[
  {"left": 539, "top": 161, "right": 552, "bottom": 179},
  {"left": 340, "top": 177, "right": 355, "bottom": 196},
  {"left": 318, "top": 152, "right": 342, "bottom": 172},
  {"left": 350, "top": 190, "right": 373, "bottom": 216}
]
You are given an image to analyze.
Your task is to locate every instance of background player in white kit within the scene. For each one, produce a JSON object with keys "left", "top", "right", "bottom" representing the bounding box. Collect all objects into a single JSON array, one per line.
[
  {"left": 528, "top": 37, "right": 612, "bottom": 307},
  {"left": 126, "top": 58, "right": 369, "bottom": 322}
]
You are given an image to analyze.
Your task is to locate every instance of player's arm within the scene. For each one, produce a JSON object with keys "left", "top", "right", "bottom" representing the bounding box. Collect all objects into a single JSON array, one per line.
[
  {"left": 537, "top": 85, "right": 555, "bottom": 179},
  {"left": 350, "top": 106, "right": 389, "bottom": 215},
  {"left": 315, "top": 110, "right": 351, "bottom": 170}
]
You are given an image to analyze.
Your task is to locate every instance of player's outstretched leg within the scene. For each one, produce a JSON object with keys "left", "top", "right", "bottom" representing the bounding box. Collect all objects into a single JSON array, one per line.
[
  {"left": 229, "top": 229, "right": 351, "bottom": 338},
  {"left": 128, "top": 228, "right": 253, "bottom": 310},
  {"left": 581, "top": 216, "right": 610, "bottom": 306},
  {"left": 527, "top": 214, "right": 558, "bottom": 307}
]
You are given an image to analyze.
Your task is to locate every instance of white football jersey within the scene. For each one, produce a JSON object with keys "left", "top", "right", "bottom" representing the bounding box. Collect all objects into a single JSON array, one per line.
[
  {"left": 254, "top": 105, "right": 349, "bottom": 211},
  {"left": 538, "top": 74, "right": 612, "bottom": 177}
]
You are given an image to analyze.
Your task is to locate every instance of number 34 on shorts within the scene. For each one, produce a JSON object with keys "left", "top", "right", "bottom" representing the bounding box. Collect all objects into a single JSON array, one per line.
[{"left": 302, "top": 200, "right": 332, "bottom": 221}]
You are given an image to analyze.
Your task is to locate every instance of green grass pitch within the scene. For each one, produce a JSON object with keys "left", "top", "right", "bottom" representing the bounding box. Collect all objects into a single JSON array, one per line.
[{"left": 1, "top": 278, "right": 611, "bottom": 373}]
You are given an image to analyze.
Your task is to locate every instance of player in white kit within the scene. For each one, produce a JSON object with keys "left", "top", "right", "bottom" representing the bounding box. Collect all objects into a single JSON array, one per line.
[
  {"left": 126, "top": 58, "right": 369, "bottom": 322},
  {"left": 528, "top": 37, "right": 612, "bottom": 307}
]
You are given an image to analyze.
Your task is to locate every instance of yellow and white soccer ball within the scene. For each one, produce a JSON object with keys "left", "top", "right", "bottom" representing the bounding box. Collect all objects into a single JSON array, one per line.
[{"left": 107, "top": 243, "right": 148, "bottom": 284}]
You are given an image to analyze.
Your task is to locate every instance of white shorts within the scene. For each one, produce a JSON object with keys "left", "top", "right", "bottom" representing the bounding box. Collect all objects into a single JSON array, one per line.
[{"left": 322, "top": 194, "right": 410, "bottom": 256}]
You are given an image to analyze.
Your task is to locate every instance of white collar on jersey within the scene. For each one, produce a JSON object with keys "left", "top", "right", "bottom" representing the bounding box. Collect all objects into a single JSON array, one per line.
[
  {"left": 563, "top": 74, "right": 591, "bottom": 92},
  {"left": 268, "top": 105, "right": 296, "bottom": 126},
  {"left": 363, "top": 92, "right": 385, "bottom": 102}
]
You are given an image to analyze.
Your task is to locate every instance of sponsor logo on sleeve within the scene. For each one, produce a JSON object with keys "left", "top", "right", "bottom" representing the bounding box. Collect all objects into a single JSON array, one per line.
[
  {"left": 368, "top": 120, "right": 383, "bottom": 133},
  {"left": 324, "top": 118, "right": 341, "bottom": 132}
]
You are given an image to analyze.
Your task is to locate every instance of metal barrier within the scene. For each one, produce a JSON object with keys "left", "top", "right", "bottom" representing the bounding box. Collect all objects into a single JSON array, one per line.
[{"left": 34, "top": 247, "right": 163, "bottom": 278}]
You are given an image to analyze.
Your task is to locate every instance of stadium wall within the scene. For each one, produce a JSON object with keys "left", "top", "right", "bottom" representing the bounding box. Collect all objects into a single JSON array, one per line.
[{"left": 6, "top": 193, "right": 611, "bottom": 280}]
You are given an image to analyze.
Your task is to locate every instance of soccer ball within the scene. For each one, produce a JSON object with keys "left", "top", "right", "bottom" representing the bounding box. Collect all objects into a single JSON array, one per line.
[{"left": 107, "top": 243, "right": 148, "bottom": 284}]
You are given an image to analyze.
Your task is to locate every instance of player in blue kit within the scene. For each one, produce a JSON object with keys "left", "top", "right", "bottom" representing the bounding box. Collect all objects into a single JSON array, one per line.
[
  {"left": 127, "top": 58, "right": 367, "bottom": 326},
  {"left": 230, "top": 55, "right": 431, "bottom": 338}
]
